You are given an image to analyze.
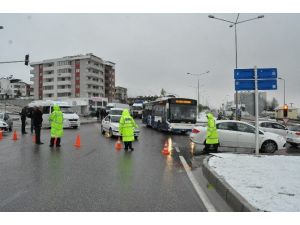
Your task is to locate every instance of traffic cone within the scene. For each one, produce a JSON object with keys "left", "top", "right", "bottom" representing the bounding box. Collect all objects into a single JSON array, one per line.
[
  {"left": 115, "top": 137, "right": 122, "bottom": 151},
  {"left": 74, "top": 134, "right": 81, "bottom": 148},
  {"left": 162, "top": 140, "right": 170, "bottom": 155},
  {"left": 0, "top": 130, "right": 3, "bottom": 140},
  {"left": 12, "top": 130, "right": 18, "bottom": 141},
  {"left": 32, "top": 135, "right": 36, "bottom": 143}
]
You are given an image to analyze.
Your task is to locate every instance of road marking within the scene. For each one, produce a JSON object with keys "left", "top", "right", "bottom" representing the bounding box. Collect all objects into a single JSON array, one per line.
[
  {"left": 175, "top": 146, "right": 180, "bottom": 153},
  {"left": 178, "top": 154, "right": 217, "bottom": 212}
]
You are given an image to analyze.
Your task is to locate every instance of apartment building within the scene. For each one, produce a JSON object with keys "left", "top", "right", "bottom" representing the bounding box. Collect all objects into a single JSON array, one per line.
[
  {"left": 30, "top": 53, "right": 110, "bottom": 100},
  {"left": 0, "top": 78, "right": 31, "bottom": 99},
  {"left": 115, "top": 86, "right": 128, "bottom": 103},
  {"left": 104, "top": 61, "right": 115, "bottom": 102}
]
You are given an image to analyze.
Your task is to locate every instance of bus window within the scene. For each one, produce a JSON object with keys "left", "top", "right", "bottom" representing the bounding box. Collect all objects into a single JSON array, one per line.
[{"left": 169, "top": 104, "right": 196, "bottom": 122}]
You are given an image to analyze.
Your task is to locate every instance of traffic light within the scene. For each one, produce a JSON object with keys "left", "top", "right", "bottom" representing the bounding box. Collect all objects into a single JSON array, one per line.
[
  {"left": 25, "top": 54, "right": 29, "bottom": 66},
  {"left": 283, "top": 104, "right": 288, "bottom": 118}
]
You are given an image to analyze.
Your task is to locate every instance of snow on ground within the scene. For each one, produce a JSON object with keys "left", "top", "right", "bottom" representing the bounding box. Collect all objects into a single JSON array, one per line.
[{"left": 208, "top": 153, "right": 300, "bottom": 212}]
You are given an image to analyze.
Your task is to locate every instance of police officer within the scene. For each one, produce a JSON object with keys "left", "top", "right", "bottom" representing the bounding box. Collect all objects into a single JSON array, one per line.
[
  {"left": 49, "top": 104, "right": 64, "bottom": 147},
  {"left": 119, "top": 109, "right": 138, "bottom": 151},
  {"left": 203, "top": 112, "right": 219, "bottom": 154}
]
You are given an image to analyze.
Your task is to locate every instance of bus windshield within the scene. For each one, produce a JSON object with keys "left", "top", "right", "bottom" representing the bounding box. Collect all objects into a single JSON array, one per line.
[
  {"left": 132, "top": 106, "right": 143, "bottom": 110},
  {"left": 169, "top": 104, "right": 197, "bottom": 122}
]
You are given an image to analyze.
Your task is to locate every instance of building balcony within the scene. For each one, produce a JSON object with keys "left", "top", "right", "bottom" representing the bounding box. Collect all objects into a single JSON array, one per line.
[
  {"left": 57, "top": 73, "right": 72, "bottom": 78},
  {"left": 57, "top": 88, "right": 71, "bottom": 93},
  {"left": 43, "top": 66, "right": 54, "bottom": 72},
  {"left": 43, "top": 89, "right": 55, "bottom": 94},
  {"left": 57, "top": 80, "right": 71, "bottom": 85}
]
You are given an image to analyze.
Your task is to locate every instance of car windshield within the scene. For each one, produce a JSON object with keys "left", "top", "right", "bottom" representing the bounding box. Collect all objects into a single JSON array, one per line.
[
  {"left": 170, "top": 104, "right": 197, "bottom": 122},
  {"left": 60, "top": 107, "right": 74, "bottom": 114},
  {"left": 289, "top": 125, "right": 300, "bottom": 131},
  {"left": 110, "top": 110, "right": 123, "bottom": 115},
  {"left": 111, "top": 116, "right": 121, "bottom": 123}
]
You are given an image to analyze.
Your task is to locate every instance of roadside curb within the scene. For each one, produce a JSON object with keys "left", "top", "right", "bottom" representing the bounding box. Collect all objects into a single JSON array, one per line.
[{"left": 202, "top": 155, "right": 260, "bottom": 212}]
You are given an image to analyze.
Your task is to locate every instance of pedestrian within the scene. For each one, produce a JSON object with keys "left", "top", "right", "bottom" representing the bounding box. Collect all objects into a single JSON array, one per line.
[
  {"left": 32, "top": 106, "right": 44, "bottom": 145},
  {"left": 202, "top": 112, "right": 219, "bottom": 154},
  {"left": 95, "top": 109, "right": 100, "bottom": 121},
  {"left": 20, "top": 106, "right": 28, "bottom": 134},
  {"left": 27, "top": 107, "right": 35, "bottom": 134},
  {"left": 100, "top": 108, "right": 106, "bottom": 121},
  {"left": 119, "top": 109, "right": 138, "bottom": 152},
  {"left": 49, "top": 104, "right": 64, "bottom": 148}
]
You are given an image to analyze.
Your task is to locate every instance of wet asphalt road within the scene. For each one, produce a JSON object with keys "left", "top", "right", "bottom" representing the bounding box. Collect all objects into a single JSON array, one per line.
[{"left": 0, "top": 120, "right": 207, "bottom": 212}]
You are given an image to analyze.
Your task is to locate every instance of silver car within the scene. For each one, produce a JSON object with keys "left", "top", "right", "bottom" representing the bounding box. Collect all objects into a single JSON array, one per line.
[
  {"left": 259, "top": 121, "right": 288, "bottom": 139},
  {"left": 0, "top": 112, "right": 13, "bottom": 132},
  {"left": 287, "top": 125, "right": 300, "bottom": 147}
]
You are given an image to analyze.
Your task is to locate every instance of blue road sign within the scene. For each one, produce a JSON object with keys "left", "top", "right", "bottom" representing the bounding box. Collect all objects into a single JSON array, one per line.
[
  {"left": 234, "top": 68, "right": 277, "bottom": 79},
  {"left": 234, "top": 69, "right": 254, "bottom": 79},
  {"left": 235, "top": 79, "right": 277, "bottom": 91},
  {"left": 257, "top": 68, "right": 277, "bottom": 79}
]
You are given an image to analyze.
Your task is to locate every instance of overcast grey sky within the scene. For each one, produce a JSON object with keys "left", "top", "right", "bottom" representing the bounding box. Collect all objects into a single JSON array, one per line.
[{"left": 0, "top": 13, "right": 299, "bottom": 108}]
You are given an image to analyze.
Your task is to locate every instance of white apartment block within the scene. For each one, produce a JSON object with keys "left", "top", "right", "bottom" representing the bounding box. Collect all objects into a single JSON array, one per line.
[{"left": 30, "top": 53, "right": 107, "bottom": 100}]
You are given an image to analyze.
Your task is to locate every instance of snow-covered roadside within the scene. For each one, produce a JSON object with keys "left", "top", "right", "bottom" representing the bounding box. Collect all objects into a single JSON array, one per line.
[{"left": 208, "top": 153, "right": 300, "bottom": 212}]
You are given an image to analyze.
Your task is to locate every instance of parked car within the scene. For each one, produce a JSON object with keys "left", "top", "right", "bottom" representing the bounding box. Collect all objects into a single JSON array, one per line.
[
  {"left": 286, "top": 125, "right": 300, "bottom": 147},
  {"left": 0, "top": 112, "right": 13, "bottom": 132},
  {"left": 101, "top": 115, "right": 140, "bottom": 139},
  {"left": 259, "top": 121, "right": 288, "bottom": 139},
  {"left": 190, "top": 120, "right": 286, "bottom": 153},
  {"left": 0, "top": 119, "right": 9, "bottom": 132}
]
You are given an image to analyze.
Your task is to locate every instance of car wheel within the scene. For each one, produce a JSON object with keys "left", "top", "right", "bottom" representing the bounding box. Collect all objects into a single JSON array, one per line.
[
  {"left": 9, "top": 127, "right": 12, "bottom": 132},
  {"left": 109, "top": 128, "right": 113, "bottom": 137},
  {"left": 261, "top": 140, "right": 277, "bottom": 153},
  {"left": 101, "top": 126, "right": 105, "bottom": 135}
]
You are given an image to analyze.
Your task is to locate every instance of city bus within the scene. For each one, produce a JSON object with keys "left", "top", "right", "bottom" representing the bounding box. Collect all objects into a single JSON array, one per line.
[{"left": 142, "top": 97, "right": 197, "bottom": 133}]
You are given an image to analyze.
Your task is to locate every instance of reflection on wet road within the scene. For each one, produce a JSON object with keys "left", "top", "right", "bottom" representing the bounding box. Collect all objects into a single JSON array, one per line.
[{"left": 0, "top": 121, "right": 206, "bottom": 211}]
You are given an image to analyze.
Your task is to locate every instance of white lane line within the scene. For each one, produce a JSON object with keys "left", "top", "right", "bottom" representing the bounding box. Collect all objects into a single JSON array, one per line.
[
  {"left": 178, "top": 155, "right": 217, "bottom": 212},
  {"left": 175, "top": 146, "right": 180, "bottom": 153}
]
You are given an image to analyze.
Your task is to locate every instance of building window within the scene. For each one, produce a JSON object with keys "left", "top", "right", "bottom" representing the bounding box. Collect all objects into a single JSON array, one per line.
[
  {"left": 75, "top": 69, "right": 80, "bottom": 73},
  {"left": 57, "top": 61, "right": 71, "bottom": 66},
  {"left": 57, "top": 68, "right": 72, "bottom": 73}
]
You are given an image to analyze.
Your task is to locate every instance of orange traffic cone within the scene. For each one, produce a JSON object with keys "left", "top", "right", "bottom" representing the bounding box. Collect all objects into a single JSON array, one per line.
[
  {"left": 115, "top": 137, "right": 122, "bottom": 151},
  {"left": 0, "top": 130, "right": 3, "bottom": 140},
  {"left": 74, "top": 134, "right": 81, "bottom": 148},
  {"left": 162, "top": 140, "right": 170, "bottom": 155},
  {"left": 32, "top": 135, "right": 36, "bottom": 143},
  {"left": 12, "top": 130, "right": 18, "bottom": 141}
]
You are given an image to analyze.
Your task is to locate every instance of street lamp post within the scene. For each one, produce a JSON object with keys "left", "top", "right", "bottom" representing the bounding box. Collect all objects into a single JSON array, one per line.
[
  {"left": 278, "top": 77, "right": 286, "bottom": 106},
  {"left": 187, "top": 71, "right": 210, "bottom": 112},
  {"left": 208, "top": 14, "right": 264, "bottom": 119}
]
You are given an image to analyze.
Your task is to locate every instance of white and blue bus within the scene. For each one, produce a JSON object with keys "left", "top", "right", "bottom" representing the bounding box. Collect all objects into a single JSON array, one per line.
[{"left": 142, "top": 97, "right": 197, "bottom": 133}]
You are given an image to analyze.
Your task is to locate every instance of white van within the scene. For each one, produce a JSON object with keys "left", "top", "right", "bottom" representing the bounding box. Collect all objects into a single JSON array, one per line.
[{"left": 28, "top": 100, "right": 80, "bottom": 129}]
